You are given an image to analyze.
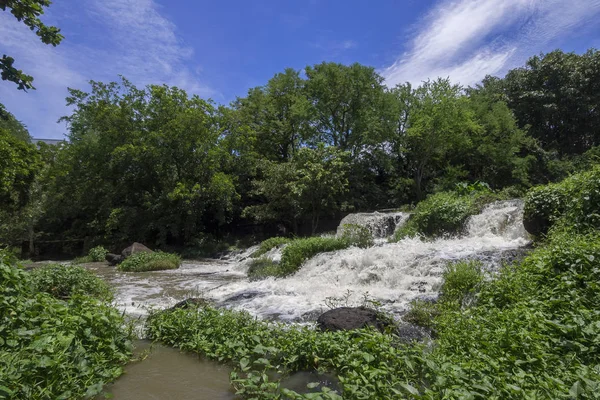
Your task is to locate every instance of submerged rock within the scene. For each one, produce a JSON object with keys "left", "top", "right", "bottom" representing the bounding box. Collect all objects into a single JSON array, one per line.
[
  {"left": 317, "top": 307, "right": 394, "bottom": 333},
  {"left": 170, "top": 298, "right": 210, "bottom": 310}
]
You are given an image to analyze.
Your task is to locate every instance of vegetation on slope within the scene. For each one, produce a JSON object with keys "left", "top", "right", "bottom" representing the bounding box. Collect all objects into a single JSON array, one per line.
[{"left": 0, "top": 253, "right": 132, "bottom": 399}]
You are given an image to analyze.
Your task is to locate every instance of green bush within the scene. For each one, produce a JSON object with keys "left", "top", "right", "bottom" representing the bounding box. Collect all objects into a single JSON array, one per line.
[
  {"left": 403, "top": 299, "right": 439, "bottom": 330},
  {"left": 339, "top": 224, "right": 374, "bottom": 248},
  {"left": 88, "top": 245, "right": 109, "bottom": 262},
  {"left": 439, "top": 260, "right": 483, "bottom": 306},
  {"left": 279, "top": 237, "right": 349, "bottom": 277},
  {"left": 251, "top": 237, "right": 292, "bottom": 258},
  {"left": 118, "top": 251, "right": 181, "bottom": 272},
  {"left": 247, "top": 257, "right": 280, "bottom": 281},
  {"left": 524, "top": 165, "right": 600, "bottom": 236},
  {"left": 30, "top": 264, "right": 113, "bottom": 301},
  {"left": 393, "top": 191, "right": 497, "bottom": 241},
  {"left": 0, "top": 252, "right": 132, "bottom": 399}
]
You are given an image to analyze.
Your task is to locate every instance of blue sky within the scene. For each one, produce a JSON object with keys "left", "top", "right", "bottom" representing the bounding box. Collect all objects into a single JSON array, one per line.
[{"left": 1, "top": 0, "right": 600, "bottom": 139}]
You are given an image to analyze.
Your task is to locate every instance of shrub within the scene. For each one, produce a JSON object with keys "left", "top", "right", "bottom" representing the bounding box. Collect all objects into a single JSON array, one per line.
[
  {"left": 439, "top": 260, "right": 483, "bottom": 306},
  {"left": 88, "top": 245, "right": 109, "bottom": 262},
  {"left": 118, "top": 251, "right": 181, "bottom": 272},
  {"left": 247, "top": 257, "right": 280, "bottom": 281},
  {"left": 393, "top": 192, "right": 480, "bottom": 240},
  {"left": 523, "top": 165, "right": 600, "bottom": 236},
  {"left": 251, "top": 237, "right": 292, "bottom": 258},
  {"left": 30, "top": 264, "right": 113, "bottom": 301},
  {"left": 0, "top": 252, "right": 132, "bottom": 399},
  {"left": 339, "top": 224, "right": 374, "bottom": 248},
  {"left": 279, "top": 237, "right": 349, "bottom": 276},
  {"left": 403, "top": 299, "right": 440, "bottom": 330}
]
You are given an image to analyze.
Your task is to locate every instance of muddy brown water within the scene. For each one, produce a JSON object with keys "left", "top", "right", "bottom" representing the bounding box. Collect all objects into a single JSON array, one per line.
[{"left": 99, "top": 341, "right": 237, "bottom": 400}]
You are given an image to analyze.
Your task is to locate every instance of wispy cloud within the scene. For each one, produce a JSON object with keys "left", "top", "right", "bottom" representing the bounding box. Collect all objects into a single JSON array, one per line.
[
  {"left": 382, "top": 0, "right": 600, "bottom": 88},
  {"left": 0, "top": 0, "right": 215, "bottom": 139},
  {"left": 311, "top": 38, "right": 358, "bottom": 56}
]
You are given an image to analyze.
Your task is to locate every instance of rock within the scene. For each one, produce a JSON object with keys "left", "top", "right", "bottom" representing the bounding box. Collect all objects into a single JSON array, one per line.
[
  {"left": 316, "top": 307, "right": 394, "bottom": 333},
  {"left": 395, "top": 323, "right": 431, "bottom": 343},
  {"left": 523, "top": 212, "right": 550, "bottom": 237},
  {"left": 121, "top": 242, "right": 153, "bottom": 258},
  {"left": 105, "top": 253, "right": 123, "bottom": 265},
  {"left": 170, "top": 298, "right": 210, "bottom": 310}
]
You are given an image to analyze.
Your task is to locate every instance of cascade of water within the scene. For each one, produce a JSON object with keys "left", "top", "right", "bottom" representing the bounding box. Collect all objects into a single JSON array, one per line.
[
  {"left": 337, "top": 212, "right": 410, "bottom": 239},
  {"left": 101, "top": 200, "right": 531, "bottom": 321},
  {"left": 208, "top": 200, "right": 530, "bottom": 320}
]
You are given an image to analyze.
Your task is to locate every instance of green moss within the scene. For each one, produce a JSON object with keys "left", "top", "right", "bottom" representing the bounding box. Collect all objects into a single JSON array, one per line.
[
  {"left": 118, "top": 251, "right": 181, "bottom": 272},
  {"left": 279, "top": 237, "right": 350, "bottom": 277}
]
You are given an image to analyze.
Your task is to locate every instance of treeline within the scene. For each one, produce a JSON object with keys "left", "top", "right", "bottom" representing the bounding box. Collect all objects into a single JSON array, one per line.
[{"left": 1, "top": 49, "right": 599, "bottom": 252}]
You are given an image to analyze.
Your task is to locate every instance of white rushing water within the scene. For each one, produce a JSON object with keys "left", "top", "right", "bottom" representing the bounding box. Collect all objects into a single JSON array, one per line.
[{"left": 92, "top": 200, "right": 530, "bottom": 321}]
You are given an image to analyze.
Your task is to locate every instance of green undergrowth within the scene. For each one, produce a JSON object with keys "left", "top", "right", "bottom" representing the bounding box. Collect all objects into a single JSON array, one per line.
[
  {"left": 30, "top": 264, "right": 113, "bottom": 301},
  {"left": 393, "top": 189, "right": 503, "bottom": 241},
  {"left": 524, "top": 164, "right": 600, "bottom": 237},
  {"left": 148, "top": 224, "right": 600, "bottom": 398},
  {"left": 0, "top": 253, "right": 132, "bottom": 400},
  {"left": 118, "top": 251, "right": 181, "bottom": 272}
]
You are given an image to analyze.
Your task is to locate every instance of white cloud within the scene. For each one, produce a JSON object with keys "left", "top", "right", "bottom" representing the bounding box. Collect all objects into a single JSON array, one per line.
[
  {"left": 382, "top": 0, "right": 600, "bottom": 88},
  {"left": 0, "top": 0, "right": 215, "bottom": 139}
]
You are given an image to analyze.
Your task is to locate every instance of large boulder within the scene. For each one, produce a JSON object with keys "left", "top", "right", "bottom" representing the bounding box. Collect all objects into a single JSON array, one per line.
[
  {"left": 317, "top": 307, "right": 394, "bottom": 333},
  {"left": 121, "top": 242, "right": 153, "bottom": 258}
]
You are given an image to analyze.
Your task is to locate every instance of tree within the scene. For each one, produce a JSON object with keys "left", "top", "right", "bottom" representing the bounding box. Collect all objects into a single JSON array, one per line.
[
  {"left": 244, "top": 144, "right": 349, "bottom": 234},
  {"left": 0, "top": 102, "right": 30, "bottom": 141},
  {"left": 502, "top": 49, "right": 600, "bottom": 155},
  {"left": 403, "top": 79, "right": 478, "bottom": 199},
  {"left": 235, "top": 68, "right": 312, "bottom": 162},
  {"left": 41, "top": 78, "right": 239, "bottom": 246},
  {"left": 1, "top": 0, "right": 63, "bottom": 90},
  {"left": 304, "top": 62, "right": 386, "bottom": 155}
]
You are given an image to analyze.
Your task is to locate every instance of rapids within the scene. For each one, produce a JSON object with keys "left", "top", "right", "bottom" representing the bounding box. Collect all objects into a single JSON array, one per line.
[{"left": 89, "top": 200, "right": 530, "bottom": 322}]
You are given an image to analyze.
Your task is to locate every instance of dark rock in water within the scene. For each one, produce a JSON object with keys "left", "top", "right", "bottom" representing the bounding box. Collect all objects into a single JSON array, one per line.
[
  {"left": 317, "top": 307, "right": 394, "bottom": 333},
  {"left": 105, "top": 253, "right": 124, "bottom": 266},
  {"left": 395, "top": 323, "right": 431, "bottom": 343},
  {"left": 122, "top": 242, "right": 153, "bottom": 258},
  {"left": 170, "top": 298, "right": 210, "bottom": 310},
  {"left": 224, "top": 291, "right": 263, "bottom": 302}
]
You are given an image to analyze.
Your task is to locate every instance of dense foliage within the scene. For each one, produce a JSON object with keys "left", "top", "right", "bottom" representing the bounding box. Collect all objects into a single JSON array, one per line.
[
  {"left": 117, "top": 251, "right": 181, "bottom": 272},
  {"left": 0, "top": 253, "right": 132, "bottom": 399},
  {"left": 524, "top": 165, "right": 600, "bottom": 236}
]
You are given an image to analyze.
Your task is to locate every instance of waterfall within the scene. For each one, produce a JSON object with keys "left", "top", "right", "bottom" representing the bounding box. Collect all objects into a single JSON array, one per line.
[{"left": 99, "top": 200, "right": 531, "bottom": 321}]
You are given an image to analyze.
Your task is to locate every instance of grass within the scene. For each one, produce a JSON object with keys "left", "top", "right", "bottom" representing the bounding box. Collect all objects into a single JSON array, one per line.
[
  {"left": 247, "top": 257, "right": 281, "bottom": 281},
  {"left": 251, "top": 237, "right": 292, "bottom": 258},
  {"left": 0, "top": 252, "right": 132, "bottom": 399},
  {"left": 118, "top": 251, "right": 181, "bottom": 272}
]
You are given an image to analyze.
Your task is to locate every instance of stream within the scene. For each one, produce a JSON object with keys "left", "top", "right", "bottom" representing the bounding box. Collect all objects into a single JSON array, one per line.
[{"left": 91, "top": 199, "right": 531, "bottom": 398}]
